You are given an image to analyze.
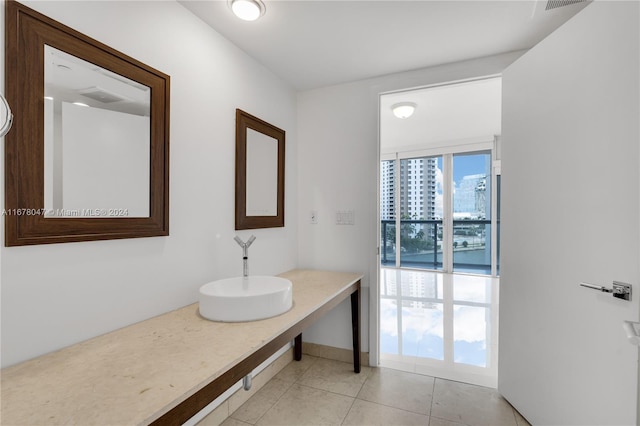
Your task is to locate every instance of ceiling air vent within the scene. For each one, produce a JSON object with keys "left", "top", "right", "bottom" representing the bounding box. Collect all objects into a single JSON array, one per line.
[
  {"left": 545, "top": 0, "right": 587, "bottom": 11},
  {"left": 77, "top": 86, "right": 129, "bottom": 104}
]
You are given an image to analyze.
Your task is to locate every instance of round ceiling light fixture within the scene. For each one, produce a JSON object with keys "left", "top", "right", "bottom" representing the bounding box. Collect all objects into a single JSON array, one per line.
[
  {"left": 391, "top": 102, "right": 417, "bottom": 119},
  {"left": 230, "top": 0, "right": 266, "bottom": 21}
]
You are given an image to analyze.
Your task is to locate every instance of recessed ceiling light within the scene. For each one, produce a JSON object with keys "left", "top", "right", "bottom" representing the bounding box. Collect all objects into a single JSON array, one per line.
[
  {"left": 391, "top": 102, "right": 417, "bottom": 119},
  {"left": 230, "top": 0, "right": 266, "bottom": 21}
]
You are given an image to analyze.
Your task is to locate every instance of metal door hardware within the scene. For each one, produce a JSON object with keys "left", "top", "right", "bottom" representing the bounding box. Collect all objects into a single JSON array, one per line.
[{"left": 579, "top": 281, "right": 632, "bottom": 301}]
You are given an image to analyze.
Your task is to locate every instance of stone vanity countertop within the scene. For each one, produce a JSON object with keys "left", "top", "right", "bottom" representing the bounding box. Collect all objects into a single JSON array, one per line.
[{"left": 0, "top": 269, "right": 363, "bottom": 426}]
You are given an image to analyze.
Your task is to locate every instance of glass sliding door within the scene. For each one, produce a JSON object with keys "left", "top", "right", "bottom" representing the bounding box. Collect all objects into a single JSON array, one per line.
[
  {"left": 380, "top": 149, "right": 498, "bottom": 276},
  {"left": 451, "top": 151, "right": 492, "bottom": 274},
  {"left": 380, "top": 159, "right": 397, "bottom": 266},
  {"left": 397, "top": 156, "right": 443, "bottom": 270}
]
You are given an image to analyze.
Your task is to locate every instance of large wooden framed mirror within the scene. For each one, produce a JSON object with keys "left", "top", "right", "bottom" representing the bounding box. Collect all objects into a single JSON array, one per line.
[
  {"left": 5, "top": 0, "right": 170, "bottom": 246},
  {"left": 235, "top": 109, "right": 285, "bottom": 230}
]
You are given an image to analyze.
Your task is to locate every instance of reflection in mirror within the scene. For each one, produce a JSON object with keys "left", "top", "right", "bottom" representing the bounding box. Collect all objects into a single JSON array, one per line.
[
  {"left": 246, "top": 128, "right": 278, "bottom": 216},
  {"left": 5, "top": 0, "right": 170, "bottom": 246},
  {"left": 44, "top": 45, "right": 151, "bottom": 217}
]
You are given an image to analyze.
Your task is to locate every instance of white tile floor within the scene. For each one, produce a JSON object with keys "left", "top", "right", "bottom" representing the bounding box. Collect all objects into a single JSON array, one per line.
[
  {"left": 210, "top": 269, "right": 515, "bottom": 426},
  {"left": 220, "top": 355, "right": 530, "bottom": 426},
  {"left": 379, "top": 268, "right": 499, "bottom": 388}
]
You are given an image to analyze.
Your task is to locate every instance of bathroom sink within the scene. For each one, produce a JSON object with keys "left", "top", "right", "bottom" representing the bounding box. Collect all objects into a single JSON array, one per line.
[{"left": 199, "top": 276, "right": 293, "bottom": 322}]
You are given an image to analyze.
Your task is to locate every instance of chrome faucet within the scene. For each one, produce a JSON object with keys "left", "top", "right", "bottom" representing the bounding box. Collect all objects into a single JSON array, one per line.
[{"left": 234, "top": 235, "right": 256, "bottom": 277}]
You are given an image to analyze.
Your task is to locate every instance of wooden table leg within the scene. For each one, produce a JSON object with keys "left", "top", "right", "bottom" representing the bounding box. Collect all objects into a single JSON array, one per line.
[
  {"left": 294, "top": 334, "right": 302, "bottom": 361},
  {"left": 350, "top": 287, "right": 361, "bottom": 373}
]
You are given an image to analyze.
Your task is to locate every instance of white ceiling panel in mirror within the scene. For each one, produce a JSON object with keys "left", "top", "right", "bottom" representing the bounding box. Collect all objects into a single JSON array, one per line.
[{"left": 43, "top": 45, "right": 151, "bottom": 218}]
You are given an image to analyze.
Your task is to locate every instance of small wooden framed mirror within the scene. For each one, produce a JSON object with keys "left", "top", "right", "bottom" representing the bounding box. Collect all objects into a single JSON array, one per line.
[
  {"left": 235, "top": 109, "right": 285, "bottom": 230},
  {"left": 5, "top": 0, "right": 170, "bottom": 246}
]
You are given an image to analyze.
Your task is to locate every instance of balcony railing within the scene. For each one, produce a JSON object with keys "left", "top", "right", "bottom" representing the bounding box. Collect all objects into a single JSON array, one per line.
[{"left": 381, "top": 219, "right": 494, "bottom": 274}]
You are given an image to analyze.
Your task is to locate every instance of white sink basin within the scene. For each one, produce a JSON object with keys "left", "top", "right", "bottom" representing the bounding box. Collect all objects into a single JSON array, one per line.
[{"left": 199, "top": 276, "right": 293, "bottom": 322}]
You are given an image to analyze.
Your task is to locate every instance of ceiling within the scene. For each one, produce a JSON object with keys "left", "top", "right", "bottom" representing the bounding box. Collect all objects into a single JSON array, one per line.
[
  {"left": 180, "top": 0, "right": 590, "bottom": 91},
  {"left": 45, "top": 46, "right": 150, "bottom": 116},
  {"left": 380, "top": 77, "right": 502, "bottom": 154}
]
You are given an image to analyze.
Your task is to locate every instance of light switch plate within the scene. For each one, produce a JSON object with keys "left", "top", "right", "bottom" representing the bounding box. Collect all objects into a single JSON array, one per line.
[{"left": 336, "top": 210, "right": 355, "bottom": 225}]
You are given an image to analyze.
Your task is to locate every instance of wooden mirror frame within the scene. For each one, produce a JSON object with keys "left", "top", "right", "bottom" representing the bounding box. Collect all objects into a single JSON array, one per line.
[
  {"left": 235, "top": 109, "right": 285, "bottom": 230},
  {"left": 5, "top": 0, "right": 170, "bottom": 246}
]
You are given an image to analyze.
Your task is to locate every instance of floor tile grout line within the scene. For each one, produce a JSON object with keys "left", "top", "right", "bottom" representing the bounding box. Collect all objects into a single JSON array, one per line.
[
  {"left": 294, "top": 382, "right": 361, "bottom": 400},
  {"left": 354, "top": 395, "right": 432, "bottom": 418},
  {"left": 429, "top": 413, "right": 473, "bottom": 426},
  {"left": 355, "top": 366, "right": 435, "bottom": 419},
  {"left": 228, "top": 356, "right": 514, "bottom": 426},
  {"left": 428, "top": 376, "right": 437, "bottom": 425},
  {"left": 339, "top": 393, "right": 358, "bottom": 426},
  {"left": 253, "top": 378, "right": 359, "bottom": 426},
  {"left": 229, "top": 358, "right": 313, "bottom": 425},
  {"left": 251, "top": 376, "right": 295, "bottom": 426}
]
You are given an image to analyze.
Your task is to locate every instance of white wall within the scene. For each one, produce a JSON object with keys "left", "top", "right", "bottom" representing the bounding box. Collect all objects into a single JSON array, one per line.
[
  {"left": 61, "top": 103, "right": 150, "bottom": 217},
  {"left": 296, "top": 51, "right": 524, "bottom": 359},
  {"left": 499, "top": 1, "right": 639, "bottom": 424},
  {"left": 0, "top": 0, "right": 298, "bottom": 367}
]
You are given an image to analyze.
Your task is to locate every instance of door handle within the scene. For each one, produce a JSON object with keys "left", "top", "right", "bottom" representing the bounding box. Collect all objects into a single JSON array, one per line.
[{"left": 579, "top": 281, "right": 632, "bottom": 301}]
